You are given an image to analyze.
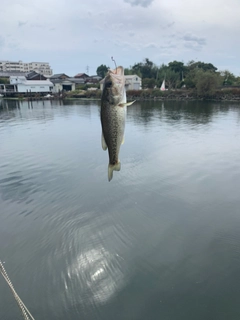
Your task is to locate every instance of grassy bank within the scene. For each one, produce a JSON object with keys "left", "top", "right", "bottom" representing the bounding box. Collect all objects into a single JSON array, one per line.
[{"left": 65, "top": 88, "right": 240, "bottom": 101}]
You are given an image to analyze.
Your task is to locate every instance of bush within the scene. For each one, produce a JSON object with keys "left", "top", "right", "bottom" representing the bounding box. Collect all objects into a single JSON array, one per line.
[
  {"left": 195, "top": 70, "right": 219, "bottom": 97},
  {"left": 85, "top": 90, "right": 101, "bottom": 98},
  {"left": 126, "top": 90, "right": 142, "bottom": 97}
]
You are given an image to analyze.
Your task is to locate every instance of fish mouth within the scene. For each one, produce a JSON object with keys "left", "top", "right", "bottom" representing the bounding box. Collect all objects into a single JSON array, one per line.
[
  {"left": 104, "top": 71, "right": 124, "bottom": 91},
  {"left": 108, "top": 66, "right": 124, "bottom": 76},
  {"left": 107, "top": 66, "right": 124, "bottom": 83}
]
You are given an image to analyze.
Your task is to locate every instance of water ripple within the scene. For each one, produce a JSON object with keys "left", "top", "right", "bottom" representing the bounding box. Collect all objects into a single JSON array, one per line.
[{"left": 1, "top": 100, "right": 240, "bottom": 320}]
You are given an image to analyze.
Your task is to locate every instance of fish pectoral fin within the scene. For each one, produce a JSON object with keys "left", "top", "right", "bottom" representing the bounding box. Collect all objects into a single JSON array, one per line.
[
  {"left": 118, "top": 100, "right": 136, "bottom": 108},
  {"left": 121, "top": 136, "right": 124, "bottom": 145},
  {"left": 108, "top": 162, "right": 121, "bottom": 181},
  {"left": 101, "top": 133, "right": 108, "bottom": 151}
]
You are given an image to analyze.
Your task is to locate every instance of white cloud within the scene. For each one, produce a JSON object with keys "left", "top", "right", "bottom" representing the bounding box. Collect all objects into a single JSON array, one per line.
[
  {"left": 0, "top": 36, "right": 4, "bottom": 48},
  {"left": 18, "top": 21, "right": 28, "bottom": 27},
  {"left": 124, "top": 0, "right": 154, "bottom": 7},
  {"left": 0, "top": 0, "right": 239, "bottom": 75},
  {"left": 183, "top": 33, "right": 207, "bottom": 46}
]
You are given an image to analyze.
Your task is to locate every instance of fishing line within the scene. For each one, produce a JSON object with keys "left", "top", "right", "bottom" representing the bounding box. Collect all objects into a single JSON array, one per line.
[{"left": 111, "top": 56, "right": 117, "bottom": 72}]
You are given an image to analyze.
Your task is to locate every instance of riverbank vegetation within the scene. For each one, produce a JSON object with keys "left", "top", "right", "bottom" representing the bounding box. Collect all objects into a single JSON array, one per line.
[
  {"left": 96, "top": 59, "right": 240, "bottom": 99},
  {"left": 65, "top": 86, "right": 240, "bottom": 101}
]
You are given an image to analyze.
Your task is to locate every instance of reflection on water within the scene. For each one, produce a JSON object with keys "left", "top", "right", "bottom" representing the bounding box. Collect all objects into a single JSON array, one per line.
[
  {"left": 68, "top": 247, "right": 125, "bottom": 305},
  {"left": 1, "top": 99, "right": 240, "bottom": 320}
]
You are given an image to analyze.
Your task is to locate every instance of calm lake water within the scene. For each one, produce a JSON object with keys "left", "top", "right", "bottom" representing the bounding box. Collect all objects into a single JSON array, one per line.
[{"left": 1, "top": 98, "right": 240, "bottom": 320}]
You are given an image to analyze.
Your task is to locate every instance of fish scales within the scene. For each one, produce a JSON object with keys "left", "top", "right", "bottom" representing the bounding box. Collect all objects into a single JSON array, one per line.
[{"left": 100, "top": 66, "right": 134, "bottom": 181}]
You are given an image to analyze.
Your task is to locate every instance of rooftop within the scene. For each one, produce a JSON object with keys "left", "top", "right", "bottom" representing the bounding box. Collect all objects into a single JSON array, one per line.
[
  {"left": 50, "top": 73, "right": 70, "bottom": 79},
  {"left": 74, "top": 73, "right": 89, "bottom": 78},
  {"left": 124, "top": 75, "right": 140, "bottom": 78}
]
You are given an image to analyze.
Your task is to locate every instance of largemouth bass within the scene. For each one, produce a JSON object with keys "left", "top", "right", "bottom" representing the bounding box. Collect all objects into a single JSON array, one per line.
[{"left": 100, "top": 66, "right": 135, "bottom": 181}]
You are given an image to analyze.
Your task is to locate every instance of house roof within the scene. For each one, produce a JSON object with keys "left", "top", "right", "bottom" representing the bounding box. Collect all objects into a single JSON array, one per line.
[
  {"left": 19, "top": 80, "right": 53, "bottom": 86},
  {"left": 89, "top": 75, "right": 102, "bottom": 79},
  {"left": 10, "top": 76, "right": 26, "bottom": 80},
  {"left": 124, "top": 75, "right": 140, "bottom": 79},
  {"left": 50, "top": 73, "right": 69, "bottom": 79},
  {"left": 68, "top": 78, "right": 85, "bottom": 83},
  {"left": 26, "top": 71, "right": 47, "bottom": 80},
  {"left": 74, "top": 73, "right": 89, "bottom": 78},
  {"left": 26, "top": 71, "right": 38, "bottom": 77}
]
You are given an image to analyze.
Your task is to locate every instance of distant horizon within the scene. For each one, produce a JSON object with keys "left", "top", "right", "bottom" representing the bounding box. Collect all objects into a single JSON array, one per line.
[
  {"left": 1, "top": 58, "right": 239, "bottom": 80},
  {"left": 3, "top": 58, "right": 239, "bottom": 78}
]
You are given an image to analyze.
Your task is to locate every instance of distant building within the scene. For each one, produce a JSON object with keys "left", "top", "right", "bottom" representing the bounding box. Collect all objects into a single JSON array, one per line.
[
  {"left": 50, "top": 74, "right": 75, "bottom": 92},
  {"left": 87, "top": 75, "right": 102, "bottom": 83},
  {"left": 124, "top": 75, "right": 142, "bottom": 90},
  {"left": 50, "top": 73, "right": 69, "bottom": 80},
  {"left": 0, "top": 61, "right": 52, "bottom": 76},
  {"left": 74, "top": 73, "right": 89, "bottom": 79},
  {"left": 26, "top": 71, "right": 47, "bottom": 80},
  {"left": 0, "top": 71, "right": 27, "bottom": 79},
  {"left": 68, "top": 78, "right": 85, "bottom": 84},
  {"left": 100, "top": 75, "right": 142, "bottom": 91},
  {"left": 9, "top": 76, "right": 53, "bottom": 93},
  {"left": 0, "top": 71, "right": 47, "bottom": 81},
  {"left": 73, "top": 73, "right": 102, "bottom": 84}
]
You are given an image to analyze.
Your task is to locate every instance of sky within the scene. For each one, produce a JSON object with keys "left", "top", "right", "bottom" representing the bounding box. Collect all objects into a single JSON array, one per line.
[{"left": 1, "top": 0, "right": 240, "bottom": 76}]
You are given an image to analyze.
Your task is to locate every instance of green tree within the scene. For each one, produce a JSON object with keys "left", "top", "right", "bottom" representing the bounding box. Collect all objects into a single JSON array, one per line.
[
  {"left": 96, "top": 64, "right": 109, "bottom": 78},
  {"left": 187, "top": 61, "right": 217, "bottom": 72},
  {"left": 184, "top": 69, "right": 198, "bottom": 88},
  {"left": 235, "top": 77, "right": 240, "bottom": 85},
  {"left": 132, "top": 58, "right": 157, "bottom": 79},
  {"left": 165, "top": 69, "right": 180, "bottom": 89},
  {"left": 124, "top": 68, "right": 132, "bottom": 75},
  {"left": 156, "top": 64, "right": 168, "bottom": 87},
  {"left": 219, "top": 70, "right": 237, "bottom": 85},
  {"left": 195, "top": 70, "right": 220, "bottom": 96},
  {"left": 157, "top": 64, "right": 180, "bottom": 89},
  {"left": 142, "top": 78, "right": 156, "bottom": 89},
  {"left": 168, "top": 61, "right": 186, "bottom": 80}
]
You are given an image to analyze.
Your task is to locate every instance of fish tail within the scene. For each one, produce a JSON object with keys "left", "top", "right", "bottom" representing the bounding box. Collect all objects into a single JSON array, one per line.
[{"left": 108, "top": 162, "right": 121, "bottom": 181}]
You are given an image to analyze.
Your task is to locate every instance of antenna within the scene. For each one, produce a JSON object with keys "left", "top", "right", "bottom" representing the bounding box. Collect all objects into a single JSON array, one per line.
[
  {"left": 111, "top": 56, "right": 117, "bottom": 71},
  {"left": 86, "top": 65, "right": 89, "bottom": 75}
]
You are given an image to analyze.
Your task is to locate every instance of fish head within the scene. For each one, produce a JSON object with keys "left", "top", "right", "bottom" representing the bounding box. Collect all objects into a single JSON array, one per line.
[{"left": 102, "top": 66, "right": 125, "bottom": 105}]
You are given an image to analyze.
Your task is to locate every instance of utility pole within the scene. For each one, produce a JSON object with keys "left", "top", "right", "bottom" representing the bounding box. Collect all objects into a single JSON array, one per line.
[{"left": 86, "top": 65, "right": 89, "bottom": 75}]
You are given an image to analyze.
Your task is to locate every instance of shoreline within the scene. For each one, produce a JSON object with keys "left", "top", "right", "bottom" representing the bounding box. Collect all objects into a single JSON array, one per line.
[
  {"left": 1, "top": 89, "right": 240, "bottom": 103},
  {"left": 2, "top": 97, "right": 240, "bottom": 102}
]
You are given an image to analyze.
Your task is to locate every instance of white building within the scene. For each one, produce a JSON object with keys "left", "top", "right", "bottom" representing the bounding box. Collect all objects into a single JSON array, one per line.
[
  {"left": 9, "top": 76, "right": 53, "bottom": 93},
  {"left": 28, "top": 62, "right": 52, "bottom": 76},
  {"left": 50, "top": 80, "right": 76, "bottom": 93},
  {"left": 100, "top": 75, "right": 142, "bottom": 91},
  {"left": 124, "top": 75, "right": 142, "bottom": 90},
  {"left": 0, "top": 61, "right": 52, "bottom": 77}
]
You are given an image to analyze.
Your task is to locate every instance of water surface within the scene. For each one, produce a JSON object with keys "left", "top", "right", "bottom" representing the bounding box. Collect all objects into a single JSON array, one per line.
[{"left": 1, "top": 99, "right": 240, "bottom": 320}]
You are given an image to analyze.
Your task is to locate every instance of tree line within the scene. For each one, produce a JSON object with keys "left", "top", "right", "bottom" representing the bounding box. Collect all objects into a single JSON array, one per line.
[{"left": 97, "top": 59, "right": 240, "bottom": 96}]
